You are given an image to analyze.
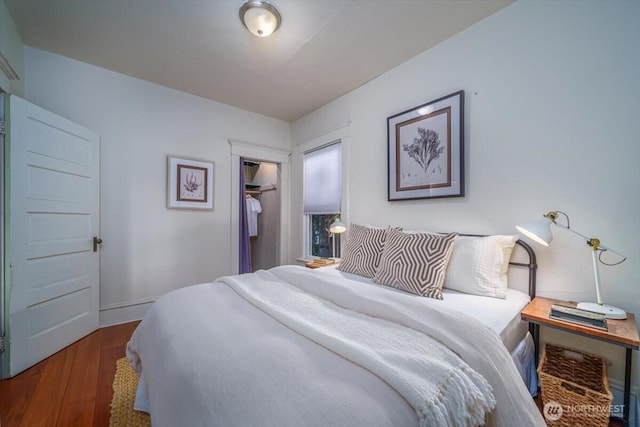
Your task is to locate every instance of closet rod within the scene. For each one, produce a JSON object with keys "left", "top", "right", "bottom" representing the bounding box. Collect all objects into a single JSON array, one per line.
[{"left": 246, "top": 187, "right": 276, "bottom": 196}]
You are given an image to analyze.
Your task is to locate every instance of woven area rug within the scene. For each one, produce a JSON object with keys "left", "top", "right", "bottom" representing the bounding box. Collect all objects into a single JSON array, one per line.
[{"left": 110, "top": 357, "right": 151, "bottom": 427}]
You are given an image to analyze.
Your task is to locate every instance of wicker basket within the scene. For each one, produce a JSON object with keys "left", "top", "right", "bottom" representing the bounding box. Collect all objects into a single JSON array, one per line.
[{"left": 538, "top": 344, "right": 613, "bottom": 427}]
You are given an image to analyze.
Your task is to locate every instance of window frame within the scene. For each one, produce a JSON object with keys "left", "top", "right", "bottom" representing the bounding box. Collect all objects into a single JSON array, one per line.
[
  {"left": 297, "top": 124, "right": 349, "bottom": 261},
  {"left": 305, "top": 213, "right": 342, "bottom": 259},
  {"left": 303, "top": 141, "right": 342, "bottom": 259}
]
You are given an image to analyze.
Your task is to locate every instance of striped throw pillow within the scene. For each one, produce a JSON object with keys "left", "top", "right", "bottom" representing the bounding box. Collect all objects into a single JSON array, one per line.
[
  {"left": 337, "top": 224, "right": 392, "bottom": 278},
  {"left": 373, "top": 229, "right": 458, "bottom": 299}
]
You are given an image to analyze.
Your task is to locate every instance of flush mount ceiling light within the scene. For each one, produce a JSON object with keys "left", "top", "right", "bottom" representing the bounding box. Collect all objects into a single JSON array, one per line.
[{"left": 239, "top": 0, "right": 282, "bottom": 37}]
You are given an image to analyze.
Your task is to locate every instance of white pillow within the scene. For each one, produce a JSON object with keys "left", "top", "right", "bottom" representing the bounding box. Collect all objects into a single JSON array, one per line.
[{"left": 444, "top": 235, "right": 518, "bottom": 299}]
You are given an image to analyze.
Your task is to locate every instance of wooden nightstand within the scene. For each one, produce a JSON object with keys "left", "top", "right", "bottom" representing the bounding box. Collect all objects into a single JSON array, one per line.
[{"left": 521, "top": 296, "right": 640, "bottom": 425}]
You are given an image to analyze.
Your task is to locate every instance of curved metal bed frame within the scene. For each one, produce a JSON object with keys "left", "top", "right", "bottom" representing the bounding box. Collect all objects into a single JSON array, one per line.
[{"left": 510, "top": 239, "right": 538, "bottom": 299}]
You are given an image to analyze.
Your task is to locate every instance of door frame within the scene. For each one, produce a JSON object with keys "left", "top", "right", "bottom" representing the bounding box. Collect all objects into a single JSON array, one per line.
[
  {"left": 0, "top": 92, "right": 6, "bottom": 378},
  {"left": 229, "top": 140, "right": 290, "bottom": 274}
]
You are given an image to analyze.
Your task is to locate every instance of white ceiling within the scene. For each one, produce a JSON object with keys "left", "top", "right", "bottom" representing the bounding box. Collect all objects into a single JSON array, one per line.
[{"left": 5, "top": 0, "right": 512, "bottom": 122}]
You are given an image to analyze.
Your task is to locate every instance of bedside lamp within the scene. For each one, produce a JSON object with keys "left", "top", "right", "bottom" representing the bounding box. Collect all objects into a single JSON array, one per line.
[
  {"left": 329, "top": 219, "right": 346, "bottom": 258},
  {"left": 516, "top": 210, "right": 627, "bottom": 319},
  {"left": 329, "top": 219, "right": 346, "bottom": 234}
]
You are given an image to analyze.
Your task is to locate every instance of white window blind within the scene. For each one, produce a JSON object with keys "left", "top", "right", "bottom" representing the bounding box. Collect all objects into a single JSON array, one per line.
[{"left": 303, "top": 142, "right": 341, "bottom": 214}]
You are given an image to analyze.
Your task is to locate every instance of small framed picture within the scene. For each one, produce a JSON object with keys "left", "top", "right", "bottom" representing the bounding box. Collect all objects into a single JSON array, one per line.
[
  {"left": 387, "top": 90, "right": 464, "bottom": 201},
  {"left": 167, "top": 156, "right": 214, "bottom": 209}
]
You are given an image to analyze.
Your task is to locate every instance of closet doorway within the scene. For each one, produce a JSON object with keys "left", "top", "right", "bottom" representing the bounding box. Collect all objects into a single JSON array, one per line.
[
  {"left": 229, "top": 140, "right": 290, "bottom": 275},
  {"left": 243, "top": 160, "right": 280, "bottom": 272}
]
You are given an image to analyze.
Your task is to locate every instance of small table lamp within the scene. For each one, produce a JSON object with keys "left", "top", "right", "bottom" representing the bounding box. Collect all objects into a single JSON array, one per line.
[
  {"left": 329, "top": 219, "right": 347, "bottom": 259},
  {"left": 516, "top": 210, "right": 627, "bottom": 319}
]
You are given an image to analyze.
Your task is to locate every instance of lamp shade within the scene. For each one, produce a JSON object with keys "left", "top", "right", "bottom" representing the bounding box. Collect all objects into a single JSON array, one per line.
[
  {"left": 516, "top": 217, "right": 553, "bottom": 246},
  {"left": 329, "top": 220, "right": 346, "bottom": 234},
  {"left": 239, "top": 0, "right": 281, "bottom": 37}
]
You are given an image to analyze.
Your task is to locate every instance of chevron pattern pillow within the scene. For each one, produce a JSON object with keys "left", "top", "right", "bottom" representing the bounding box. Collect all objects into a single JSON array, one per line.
[
  {"left": 373, "top": 229, "right": 458, "bottom": 299},
  {"left": 337, "top": 224, "right": 391, "bottom": 278}
]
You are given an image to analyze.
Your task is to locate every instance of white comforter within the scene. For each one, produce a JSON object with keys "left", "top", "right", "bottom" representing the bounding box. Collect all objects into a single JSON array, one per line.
[{"left": 126, "top": 265, "right": 545, "bottom": 427}]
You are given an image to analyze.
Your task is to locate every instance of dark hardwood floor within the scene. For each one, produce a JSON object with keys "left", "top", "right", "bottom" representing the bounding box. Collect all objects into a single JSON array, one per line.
[
  {"left": 0, "top": 321, "right": 624, "bottom": 426},
  {"left": 0, "top": 321, "right": 139, "bottom": 427}
]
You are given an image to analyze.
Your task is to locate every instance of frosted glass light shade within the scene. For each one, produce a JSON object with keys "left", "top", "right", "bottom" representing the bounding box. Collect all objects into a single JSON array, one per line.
[{"left": 240, "top": 1, "right": 281, "bottom": 37}]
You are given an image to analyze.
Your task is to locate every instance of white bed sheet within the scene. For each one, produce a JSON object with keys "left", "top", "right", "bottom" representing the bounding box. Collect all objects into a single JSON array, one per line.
[
  {"left": 319, "top": 265, "right": 531, "bottom": 353},
  {"left": 128, "top": 265, "right": 545, "bottom": 426},
  {"left": 318, "top": 265, "right": 539, "bottom": 395}
]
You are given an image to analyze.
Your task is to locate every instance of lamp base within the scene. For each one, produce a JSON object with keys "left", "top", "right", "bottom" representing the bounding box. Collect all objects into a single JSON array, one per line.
[{"left": 577, "top": 302, "right": 627, "bottom": 320}]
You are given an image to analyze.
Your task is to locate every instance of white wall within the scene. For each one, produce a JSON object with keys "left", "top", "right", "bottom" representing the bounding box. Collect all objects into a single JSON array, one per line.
[
  {"left": 23, "top": 47, "right": 290, "bottom": 325},
  {"left": 291, "top": 0, "right": 640, "bottom": 391}
]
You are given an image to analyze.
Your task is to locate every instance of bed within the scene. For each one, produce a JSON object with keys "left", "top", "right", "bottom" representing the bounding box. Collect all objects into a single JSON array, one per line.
[{"left": 126, "top": 229, "right": 546, "bottom": 427}]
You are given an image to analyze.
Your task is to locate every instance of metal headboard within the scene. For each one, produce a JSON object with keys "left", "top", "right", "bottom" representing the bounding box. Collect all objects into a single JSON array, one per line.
[{"left": 509, "top": 239, "right": 537, "bottom": 299}]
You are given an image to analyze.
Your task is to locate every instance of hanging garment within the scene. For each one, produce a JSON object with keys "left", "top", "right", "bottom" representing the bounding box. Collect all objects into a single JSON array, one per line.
[{"left": 246, "top": 196, "right": 263, "bottom": 237}]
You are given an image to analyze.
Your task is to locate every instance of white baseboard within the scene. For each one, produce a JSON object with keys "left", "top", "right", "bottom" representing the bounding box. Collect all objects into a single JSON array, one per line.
[{"left": 99, "top": 297, "right": 156, "bottom": 327}]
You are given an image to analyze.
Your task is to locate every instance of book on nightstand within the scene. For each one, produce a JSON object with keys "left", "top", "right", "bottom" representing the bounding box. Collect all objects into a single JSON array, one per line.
[
  {"left": 305, "top": 258, "right": 336, "bottom": 269},
  {"left": 549, "top": 304, "right": 608, "bottom": 331}
]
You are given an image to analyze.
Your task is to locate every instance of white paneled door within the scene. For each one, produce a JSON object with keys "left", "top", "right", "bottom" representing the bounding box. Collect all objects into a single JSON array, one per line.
[{"left": 7, "top": 95, "right": 100, "bottom": 377}]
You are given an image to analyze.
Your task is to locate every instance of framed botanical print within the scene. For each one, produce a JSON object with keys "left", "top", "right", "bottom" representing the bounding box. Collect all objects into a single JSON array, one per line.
[
  {"left": 387, "top": 90, "right": 464, "bottom": 201},
  {"left": 167, "top": 156, "right": 214, "bottom": 209}
]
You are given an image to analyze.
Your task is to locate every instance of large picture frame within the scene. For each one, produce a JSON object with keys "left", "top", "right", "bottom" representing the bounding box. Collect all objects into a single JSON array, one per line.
[
  {"left": 387, "top": 90, "right": 464, "bottom": 201},
  {"left": 167, "top": 156, "right": 214, "bottom": 209}
]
